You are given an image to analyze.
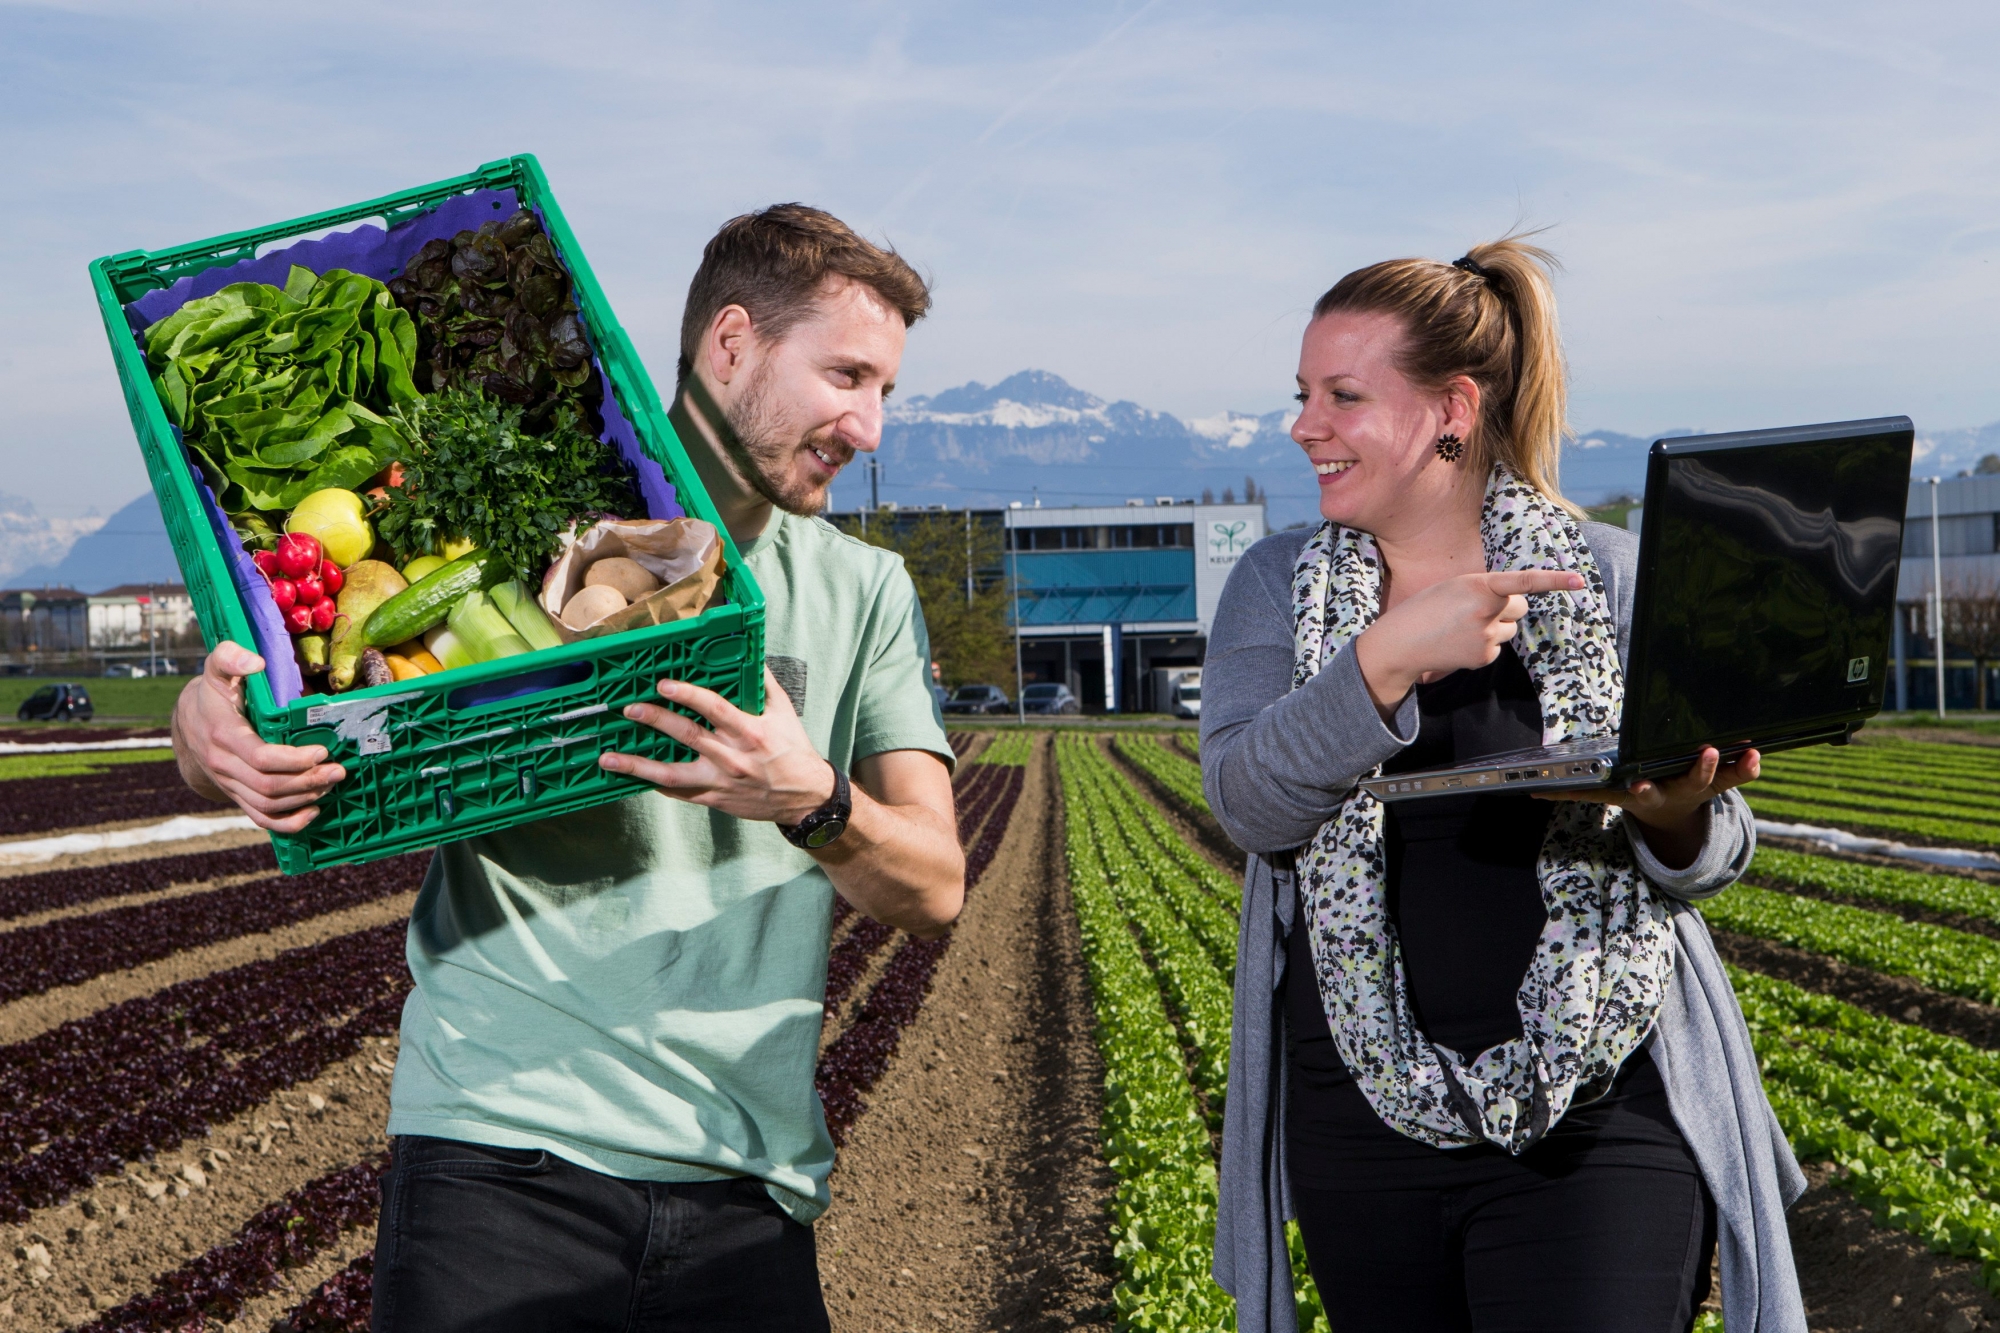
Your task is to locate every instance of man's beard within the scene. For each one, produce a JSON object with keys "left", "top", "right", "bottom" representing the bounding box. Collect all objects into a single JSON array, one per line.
[{"left": 718, "top": 362, "right": 845, "bottom": 517}]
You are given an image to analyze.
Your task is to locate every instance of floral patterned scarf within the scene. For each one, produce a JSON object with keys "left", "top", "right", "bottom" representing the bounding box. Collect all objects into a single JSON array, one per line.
[{"left": 1290, "top": 465, "right": 1675, "bottom": 1153}]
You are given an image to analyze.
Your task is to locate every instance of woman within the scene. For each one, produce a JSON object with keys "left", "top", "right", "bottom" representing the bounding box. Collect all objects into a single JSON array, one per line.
[{"left": 1204, "top": 238, "right": 1808, "bottom": 1333}]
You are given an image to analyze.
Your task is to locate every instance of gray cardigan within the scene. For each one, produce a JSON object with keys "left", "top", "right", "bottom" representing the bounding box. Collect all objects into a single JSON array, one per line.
[{"left": 1204, "top": 522, "right": 1807, "bottom": 1333}]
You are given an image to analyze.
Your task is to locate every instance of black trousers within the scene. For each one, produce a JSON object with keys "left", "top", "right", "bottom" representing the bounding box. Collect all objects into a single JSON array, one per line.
[
  {"left": 371, "top": 1135, "right": 830, "bottom": 1333},
  {"left": 1291, "top": 1165, "right": 1716, "bottom": 1333}
]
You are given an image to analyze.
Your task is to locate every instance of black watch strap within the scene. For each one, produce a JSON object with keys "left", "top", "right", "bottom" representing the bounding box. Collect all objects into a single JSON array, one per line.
[{"left": 780, "top": 762, "right": 851, "bottom": 850}]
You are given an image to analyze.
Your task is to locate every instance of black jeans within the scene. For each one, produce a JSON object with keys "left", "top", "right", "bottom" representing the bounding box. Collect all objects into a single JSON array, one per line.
[
  {"left": 371, "top": 1135, "right": 829, "bottom": 1333},
  {"left": 1291, "top": 1165, "right": 1716, "bottom": 1333}
]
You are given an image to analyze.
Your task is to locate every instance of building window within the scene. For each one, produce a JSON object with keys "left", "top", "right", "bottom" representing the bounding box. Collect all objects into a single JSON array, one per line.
[
  {"left": 1903, "top": 514, "right": 2000, "bottom": 558},
  {"left": 1010, "top": 522, "right": 1196, "bottom": 551}
]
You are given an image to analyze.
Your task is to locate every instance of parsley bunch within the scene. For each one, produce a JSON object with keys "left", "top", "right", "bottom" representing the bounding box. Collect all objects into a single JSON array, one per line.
[{"left": 378, "top": 386, "right": 641, "bottom": 583}]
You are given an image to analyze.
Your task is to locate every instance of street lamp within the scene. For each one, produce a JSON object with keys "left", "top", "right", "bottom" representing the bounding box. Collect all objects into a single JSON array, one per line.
[{"left": 1930, "top": 477, "right": 1944, "bottom": 721}]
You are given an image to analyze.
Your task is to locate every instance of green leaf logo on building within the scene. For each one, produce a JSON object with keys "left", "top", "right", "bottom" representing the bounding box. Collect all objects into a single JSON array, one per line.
[{"left": 1209, "top": 520, "right": 1250, "bottom": 557}]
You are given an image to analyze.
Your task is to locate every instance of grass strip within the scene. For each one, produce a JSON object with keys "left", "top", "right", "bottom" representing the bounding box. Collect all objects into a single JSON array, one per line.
[
  {"left": 1702, "top": 883, "right": 2000, "bottom": 1005},
  {"left": 0, "top": 747, "right": 177, "bottom": 784}
]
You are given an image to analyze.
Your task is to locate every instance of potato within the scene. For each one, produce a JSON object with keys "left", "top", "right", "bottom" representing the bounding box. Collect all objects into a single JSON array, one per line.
[
  {"left": 561, "top": 583, "right": 628, "bottom": 630},
  {"left": 584, "top": 556, "right": 662, "bottom": 603}
]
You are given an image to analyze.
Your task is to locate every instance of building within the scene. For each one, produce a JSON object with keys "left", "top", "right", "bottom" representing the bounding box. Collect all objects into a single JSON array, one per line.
[
  {"left": 0, "top": 588, "right": 90, "bottom": 656},
  {"left": 88, "top": 583, "right": 196, "bottom": 651},
  {"left": 829, "top": 497, "right": 1267, "bottom": 712},
  {"left": 1006, "top": 499, "right": 1265, "bottom": 712},
  {"left": 1895, "top": 474, "right": 2000, "bottom": 711}
]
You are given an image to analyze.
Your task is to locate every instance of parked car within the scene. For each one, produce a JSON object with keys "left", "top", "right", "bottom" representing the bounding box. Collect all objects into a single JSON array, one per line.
[
  {"left": 16, "top": 683, "right": 94, "bottom": 722},
  {"left": 941, "top": 684, "right": 1012, "bottom": 715},
  {"left": 102, "top": 663, "right": 148, "bottom": 678},
  {"left": 1021, "top": 682, "right": 1081, "bottom": 715}
]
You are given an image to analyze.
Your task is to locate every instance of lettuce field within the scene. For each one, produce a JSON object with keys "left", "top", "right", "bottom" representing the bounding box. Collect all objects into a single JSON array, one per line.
[{"left": 1, "top": 724, "right": 1997, "bottom": 1330}]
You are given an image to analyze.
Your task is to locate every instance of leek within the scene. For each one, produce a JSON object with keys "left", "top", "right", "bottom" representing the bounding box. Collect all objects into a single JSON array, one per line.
[
  {"left": 490, "top": 580, "right": 565, "bottom": 652},
  {"left": 447, "top": 589, "right": 532, "bottom": 662},
  {"left": 422, "top": 623, "right": 477, "bottom": 672}
]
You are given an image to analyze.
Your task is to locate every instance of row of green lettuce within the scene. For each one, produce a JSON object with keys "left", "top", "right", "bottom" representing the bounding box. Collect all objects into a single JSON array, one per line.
[
  {"left": 1114, "top": 729, "right": 2000, "bottom": 1004},
  {"left": 1735, "top": 965, "right": 2000, "bottom": 1295},
  {"left": 1056, "top": 734, "right": 1329, "bottom": 1331},
  {"left": 1120, "top": 722, "right": 2000, "bottom": 1318},
  {"left": 1114, "top": 734, "right": 1213, "bottom": 819},
  {"left": 1754, "top": 741, "right": 2000, "bottom": 846},
  {"left": 1702, "top": 878, "right": 2000, "bottom": 1006},
  {"left": 976, "top": 731, "right": 1035, "bottom": 767}
]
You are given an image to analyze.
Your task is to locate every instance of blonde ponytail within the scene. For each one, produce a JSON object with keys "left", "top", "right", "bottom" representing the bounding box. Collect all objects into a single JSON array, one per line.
[{"left": 1311, "top": 232, "right": 1578, "bottom": 515}]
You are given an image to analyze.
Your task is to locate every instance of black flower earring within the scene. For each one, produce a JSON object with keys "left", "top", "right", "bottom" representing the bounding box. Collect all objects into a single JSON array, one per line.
[{"left": 1436, "top": 433, "right": 1464, "bottom": 463}]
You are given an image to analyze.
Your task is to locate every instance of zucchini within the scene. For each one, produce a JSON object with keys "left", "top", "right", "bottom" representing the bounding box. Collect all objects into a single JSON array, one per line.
[{"left": 363, "top": 548, "right": 506, "bottom": 647}]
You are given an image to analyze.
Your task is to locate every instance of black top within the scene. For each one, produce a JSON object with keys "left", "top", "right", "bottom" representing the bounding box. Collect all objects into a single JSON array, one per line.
[{"left": 1284, "top": 646, "right": 1695, "bottom": 1188}]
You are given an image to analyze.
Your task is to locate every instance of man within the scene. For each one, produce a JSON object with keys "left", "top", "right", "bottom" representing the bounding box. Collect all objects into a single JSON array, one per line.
[{"left": 170, "top": 204, "right": 963, "bottom": 1331}]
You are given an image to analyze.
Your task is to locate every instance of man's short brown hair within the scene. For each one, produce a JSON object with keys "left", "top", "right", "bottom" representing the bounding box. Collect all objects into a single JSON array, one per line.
[{"left": 677, "top": 204, "right": 931, "bottom": 383}]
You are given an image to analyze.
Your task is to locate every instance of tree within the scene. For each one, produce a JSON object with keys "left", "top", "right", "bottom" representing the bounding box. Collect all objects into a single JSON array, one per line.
[
  {"left": 1945, "top": 573, "right": 2000, "bottom": 711},
  {"left": 1977, "top": 454, "right": 2000, "bottom": 475},
  {"left": 836, "top": 512, "right": 1016, "bottom": 689}
]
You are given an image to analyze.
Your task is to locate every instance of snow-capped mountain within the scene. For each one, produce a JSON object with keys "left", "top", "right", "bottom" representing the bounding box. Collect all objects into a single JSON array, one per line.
[
  {"left": 0, "top": 494, "right": 109, "bottom": 588},
  {"left": 828, "top": 369, "right": 1660, "bottom": 527}
]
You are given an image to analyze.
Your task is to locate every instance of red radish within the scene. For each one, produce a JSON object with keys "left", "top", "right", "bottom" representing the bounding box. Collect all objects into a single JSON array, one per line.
[
  {"left": 309, "top": 599, "right": 338, "bottom": 634},
  {"left": 270, "top": 578, "right": 298, "bottom": 613},
  {"left": 294, "top": 571, "right": 325, "bottom": 605},
  {"left": 276, "top": 532, "right": 323, "bottom": 580},
  {"left": 253, "top": 550, "right": 281, "bottom": 578},
  {"left": 319, "top": 560, "right": 345, "bottom": 596},
  {"left": 284, "top": 603, "right": 314, "bottom": 635}
]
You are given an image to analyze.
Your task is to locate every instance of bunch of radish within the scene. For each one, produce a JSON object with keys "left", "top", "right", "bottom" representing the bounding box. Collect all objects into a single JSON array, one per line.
[{"left": 252, "top": 533, "right": 345, "bottom": 637}]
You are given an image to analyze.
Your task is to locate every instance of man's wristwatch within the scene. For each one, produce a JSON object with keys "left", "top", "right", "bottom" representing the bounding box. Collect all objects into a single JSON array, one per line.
[{"left": 779, "top": 763, "right": 851, "bottom": 850}]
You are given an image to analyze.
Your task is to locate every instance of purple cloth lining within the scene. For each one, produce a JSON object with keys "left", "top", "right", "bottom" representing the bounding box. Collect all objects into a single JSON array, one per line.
[{"left": 124, "top": 187, "right": 681, "bottom": 706}]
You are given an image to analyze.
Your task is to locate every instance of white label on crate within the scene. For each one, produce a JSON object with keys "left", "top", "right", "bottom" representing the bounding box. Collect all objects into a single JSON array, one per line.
[{"left": 302, "top": 691, "right": 421, "bottom": 756}]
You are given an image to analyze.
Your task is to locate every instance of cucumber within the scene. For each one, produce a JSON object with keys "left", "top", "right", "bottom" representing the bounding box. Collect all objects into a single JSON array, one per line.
[{"left": 363, "top": 549, "right": 505, "bottom": 647}]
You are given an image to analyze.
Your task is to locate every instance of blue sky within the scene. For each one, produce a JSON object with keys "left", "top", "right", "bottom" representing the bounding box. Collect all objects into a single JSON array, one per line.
[{"left": 4, "top": 0, "right": 1999, "bottom": 516}]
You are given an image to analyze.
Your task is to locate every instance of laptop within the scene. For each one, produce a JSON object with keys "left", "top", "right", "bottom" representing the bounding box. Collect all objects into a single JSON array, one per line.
[{"left": 1359, "top": 416, "right": 1914, "bottom": 802}]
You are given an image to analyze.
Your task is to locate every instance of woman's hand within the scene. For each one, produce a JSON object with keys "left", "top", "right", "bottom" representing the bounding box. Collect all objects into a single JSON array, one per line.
[
  {"left": 1352, "top": 569, "right": 1585, "bottom": 720},
  {"left": 1538, "top": 746, "right": 1761, "bottom": 871}
]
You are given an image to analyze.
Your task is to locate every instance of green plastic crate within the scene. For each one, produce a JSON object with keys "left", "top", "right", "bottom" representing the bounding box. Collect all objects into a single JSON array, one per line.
[{"left": 88, "top": 154, "right": 766, "bottom": 874}]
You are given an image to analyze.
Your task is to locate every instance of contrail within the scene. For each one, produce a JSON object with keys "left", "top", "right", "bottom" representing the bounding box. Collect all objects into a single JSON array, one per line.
[{"left": 880, "top": 0, "right": 1165, "bottom": 221}]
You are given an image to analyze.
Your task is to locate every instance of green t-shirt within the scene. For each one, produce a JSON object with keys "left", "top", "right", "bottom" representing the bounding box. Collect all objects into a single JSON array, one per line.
[{"left": 387, "top": 511, "right": 951, "bottom": 1221}]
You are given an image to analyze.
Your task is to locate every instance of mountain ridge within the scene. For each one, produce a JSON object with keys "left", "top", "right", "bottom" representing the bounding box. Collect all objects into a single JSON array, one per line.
[{"left": 11, "top": 372, "right": 1998, "bottom": 590}]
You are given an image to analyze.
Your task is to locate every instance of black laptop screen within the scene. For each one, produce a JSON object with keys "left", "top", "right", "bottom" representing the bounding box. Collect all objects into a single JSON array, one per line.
[{"left": 1620, "top": 422, "right": 1911, "bottom": 762}]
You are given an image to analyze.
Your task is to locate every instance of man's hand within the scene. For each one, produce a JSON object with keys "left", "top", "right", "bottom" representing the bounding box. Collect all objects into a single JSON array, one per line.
[
  {"left": 1354, "top": 569, "right": 1586, "bottom": 717},
  {"left": 1538, "top": 745, "right": 1761, "bottom": 871},
  {"left": 600, "top": 667, "right": 964, "bottom": 935},
  {"left": 171, "top": 641, "right": 345, "bottom": 833},
  {"left": 598, "top": 668, "right": 834, "bottom": 824}
]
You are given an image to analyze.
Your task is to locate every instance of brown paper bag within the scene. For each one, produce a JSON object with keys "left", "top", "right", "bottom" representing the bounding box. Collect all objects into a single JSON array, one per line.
[{"left": 539, "top": 518, "right": 725, "bottom": 643}]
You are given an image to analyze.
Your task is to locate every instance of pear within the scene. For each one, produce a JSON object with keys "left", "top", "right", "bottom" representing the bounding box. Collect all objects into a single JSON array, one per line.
[
  {"left": 286, "top": 489, "right": 375, "bottom": 567},
  {"left": 329, "top": 561, "right": 409, "bottom": 690}
]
